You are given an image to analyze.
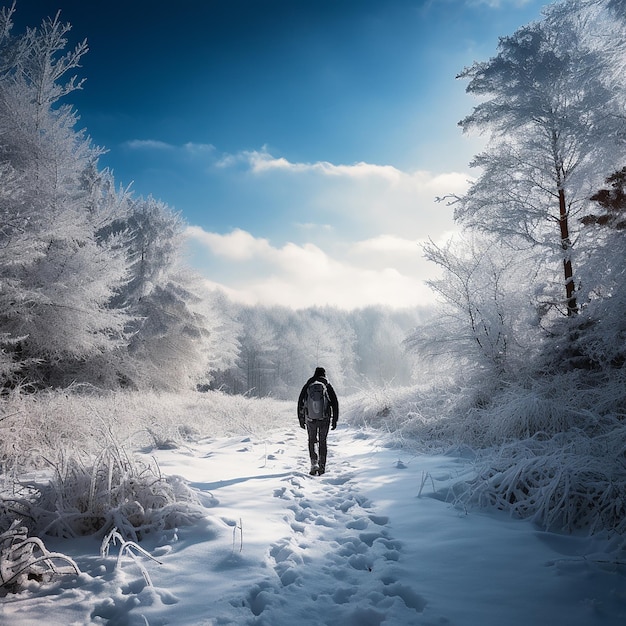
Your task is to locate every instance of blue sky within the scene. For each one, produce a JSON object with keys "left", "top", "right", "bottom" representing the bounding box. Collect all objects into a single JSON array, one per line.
[{"left": 17, "top": 0, "right": 548, "bottom": 309}]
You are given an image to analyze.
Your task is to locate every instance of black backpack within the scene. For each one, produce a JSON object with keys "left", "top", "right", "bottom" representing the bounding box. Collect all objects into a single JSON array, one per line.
[{"left": 306, "top": 380, "right": 330, "bottom": 420}]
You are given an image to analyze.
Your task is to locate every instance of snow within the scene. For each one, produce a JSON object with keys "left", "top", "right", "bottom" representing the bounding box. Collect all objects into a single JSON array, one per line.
[{"left": 2, "top": 425, "right": 625, "bottom": 626}]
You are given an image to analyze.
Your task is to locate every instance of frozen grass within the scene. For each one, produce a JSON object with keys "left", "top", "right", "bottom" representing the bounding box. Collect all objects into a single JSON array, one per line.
[
  {"left": 100, "top": 527, "right": 164, "bottom": 587},
  {"left": 27, "top": 444, "right": 207, "bottom": 541},
  {"left": 344, "top": 370, "right": 626, "bottom": 542},
  {"left": 0, "top": 389, "right": 293, "bottom": 536},
  {"left": 468, "top": 427, "right": 626, "bottom": 536},
  {"left": 0, "top": 388, "right": 294, "bottom": 594},
  {"left": 0, "top": 388, "right": 292, "bottom": 473}
]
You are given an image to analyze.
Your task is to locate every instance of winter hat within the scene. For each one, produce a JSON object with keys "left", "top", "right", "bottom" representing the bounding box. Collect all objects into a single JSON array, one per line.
[{"left": 314, "top": 367, "right": 326, "bottom": 378}]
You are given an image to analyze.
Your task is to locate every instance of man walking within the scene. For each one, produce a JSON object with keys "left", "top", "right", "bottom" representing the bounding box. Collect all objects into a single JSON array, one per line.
[{"left": 297, "top": 367, "right": 339, "bottom": 475}]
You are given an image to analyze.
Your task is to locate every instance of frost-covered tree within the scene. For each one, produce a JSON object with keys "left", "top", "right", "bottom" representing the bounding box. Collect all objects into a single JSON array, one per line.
[
  {"left": 297, "top": 307, "right": 356, "bottom": 393},
  {"left": 196, "top": 288, "right": 241, "bottom": 385},
  {"left": 348, "top": 306, "right": 418, "bottom": 387},
  {"left": 235, "top": 307, "right": 278, "bottom": 397},
  {"left": 124, "top": 278, "right": 210, "bottom": 391},
  {"left": 98, "top": 196, "right": 229, "bottom": 391},
  {"left": 212, "top": 303, "right": 426, "bottom": 400},
  {"left": 108, "top": 197, "right": 183, "bottom": 309},
  {"left": 231, "top": 305, "right": 355, "bottom": 399},
  {"left": 606, "top": 0, "right": 626, "bottom": 23},
  {"left": 0, "top": 6, "right": 130, "bottom": 385},
  {"left": 406, "top": 234, "right": 537, "bottom": 386},
  {"left": 584, "top": 167, "right": 626, "bottom": 230},
  {"left": 455, "top": 1, "right": 625, "bottom": 318},
  {"left": 0, "top": 6, "right": 229, "bottom": 391}
]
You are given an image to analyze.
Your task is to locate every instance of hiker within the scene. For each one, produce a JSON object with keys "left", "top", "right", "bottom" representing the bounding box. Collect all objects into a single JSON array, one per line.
[{"left": 297, "top": 366, "right": 339, "bottom": 475}]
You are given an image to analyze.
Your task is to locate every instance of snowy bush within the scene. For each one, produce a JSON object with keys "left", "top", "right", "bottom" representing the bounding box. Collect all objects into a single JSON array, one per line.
[
  {"left": 26, "top": 444, "right": 205, "bottom": 541},
  {"left": 467, "top": 426, "right": 626, "bottom": 536},
  {"left": 0, "top": 386, "right": 298, "bottom": 597},
  {"left": 421, "top": 369, "right": 624, "bottom": 449},
  {"left": 344, "top": 368, "right": 626, "bottom": 538},
  {"left": 0, "top": 521, "right": 79, "bottom": 595},
  {"left": 344, "top": 378, "right": 494, "bottom": 449},
  {"left": 344, "top": 384, "right": 425, "bottom": 440},
  {"left": 0, "top": 388, "right": 114, "bottom": 472}
]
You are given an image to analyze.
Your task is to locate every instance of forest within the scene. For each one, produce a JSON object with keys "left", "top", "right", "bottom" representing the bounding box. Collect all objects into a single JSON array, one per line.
[{"left": 1, "top": 0, "right": 626, "bottom": 599}]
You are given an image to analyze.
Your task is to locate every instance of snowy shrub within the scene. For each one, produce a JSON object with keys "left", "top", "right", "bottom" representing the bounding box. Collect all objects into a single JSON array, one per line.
[
  {"left": 26, "top": 444, "right": 205, "bottom": 541},
  {"left": 350, "top": 364, "right": 626, "bottom": 448},
  {"left": 342, "top": 382, "right": 479, "bottom": 455},
  {"left": 0, "top": 387, "right": 117, "bottom": 473},
  {"left": 344, "top": 384, "right": 423, "bottom": 439},
  {"left": 0, "top": 521, "right": 79, "bottom": 595},
  {"left": 344, "top": 378, "right": 498, "bottom": 450},
  {"left": 145, "top": 425, "right": 184, "bottom": 450},
  {"left": 446, "top": 370, "right": 607, "bottom": 448},
  {"left": 188, "top": 390, "right": 293, "bottom": 438},
  {"left": 467, "top": 427, "right": 626, "bottom": 536}
]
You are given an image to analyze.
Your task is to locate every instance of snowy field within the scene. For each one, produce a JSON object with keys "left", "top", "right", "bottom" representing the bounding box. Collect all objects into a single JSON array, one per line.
[{"left": 2, "top": 424, "right": 626, "bottom": 626}]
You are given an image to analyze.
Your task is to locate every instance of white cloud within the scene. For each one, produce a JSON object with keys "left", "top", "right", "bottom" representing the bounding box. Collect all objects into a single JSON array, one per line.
[
  {"left": 244, "top": 150, "right": 404, "bottom": 182},
  {"left": 186, "top": 226, "right": 272, "bottom": 261},
  {"left": 242, "top": 265, "right": 433, "bottom": 310},
  {"left": 185, "top": 226, "right": 439, "bottom": 309},
  {"left": 347, "top": 235, "right": 438, "bottom": 284},
  {"left": 296, "top": 222, "right": 334, "bottom": 231},
  {"left": 184, "top": 149, "right": 470, "bottom": 309},
  {"left": 217, "top": 148, "right": 471, "bottom": 243},
  {"left": 351, "top": 235, "right": 421, "bottom": 255},
  {"left": 123, "top": 144, "right": 468, "bottom": 246},
  {"left": 182, "top": 142, "right": 216, "bottom": 155}
]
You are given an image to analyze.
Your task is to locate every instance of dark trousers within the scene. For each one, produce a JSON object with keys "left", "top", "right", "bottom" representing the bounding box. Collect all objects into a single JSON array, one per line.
[{"left": 306, "top": 419, "right": 330, "bottom": 469}]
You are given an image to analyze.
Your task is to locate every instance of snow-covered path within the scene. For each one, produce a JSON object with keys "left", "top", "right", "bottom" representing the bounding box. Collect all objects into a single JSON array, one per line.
[
  {"left": 224, "top": 437, "right": 423, "bottom": 625},
  {"left": 150, "top": 427, "right": 426, "bottom": 626},
  {"left": 2, "top": 426, "right": 626, "bottom": 625}
]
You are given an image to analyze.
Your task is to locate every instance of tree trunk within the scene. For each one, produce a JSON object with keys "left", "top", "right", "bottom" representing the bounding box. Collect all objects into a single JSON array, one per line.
[{"left": 558, "top": 187, "right": 577, "bottom": 316}]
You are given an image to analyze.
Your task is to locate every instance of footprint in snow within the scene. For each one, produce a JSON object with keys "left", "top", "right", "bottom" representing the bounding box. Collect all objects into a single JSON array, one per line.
[
  {"left": 322, "top": 474, "right": 353, "bottom": 486},
  {"left": 346, "top": 517, "right": 369, "bottom": 530},
  {"left": 238, "top": 452, "right": 426, "bottom": 624}
]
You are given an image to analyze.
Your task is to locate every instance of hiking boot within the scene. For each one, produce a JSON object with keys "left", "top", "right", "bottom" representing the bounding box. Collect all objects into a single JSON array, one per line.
[
  {"left": 318, "top": 466, "right": 326, "bottom": 475},
  {"left": 309, "top": 464, "right": 319, "bottom": 476}
]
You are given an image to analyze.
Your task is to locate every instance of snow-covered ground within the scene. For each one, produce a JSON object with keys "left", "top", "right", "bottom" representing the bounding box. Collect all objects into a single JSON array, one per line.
[{"left": 2, "top": 425, "right": 625, "bottom": 625}]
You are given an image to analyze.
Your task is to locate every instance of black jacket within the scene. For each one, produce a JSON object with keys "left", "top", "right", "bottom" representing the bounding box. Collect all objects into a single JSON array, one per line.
[{"left": 297, "top": 374, "right": 339, "bottom": 424}]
